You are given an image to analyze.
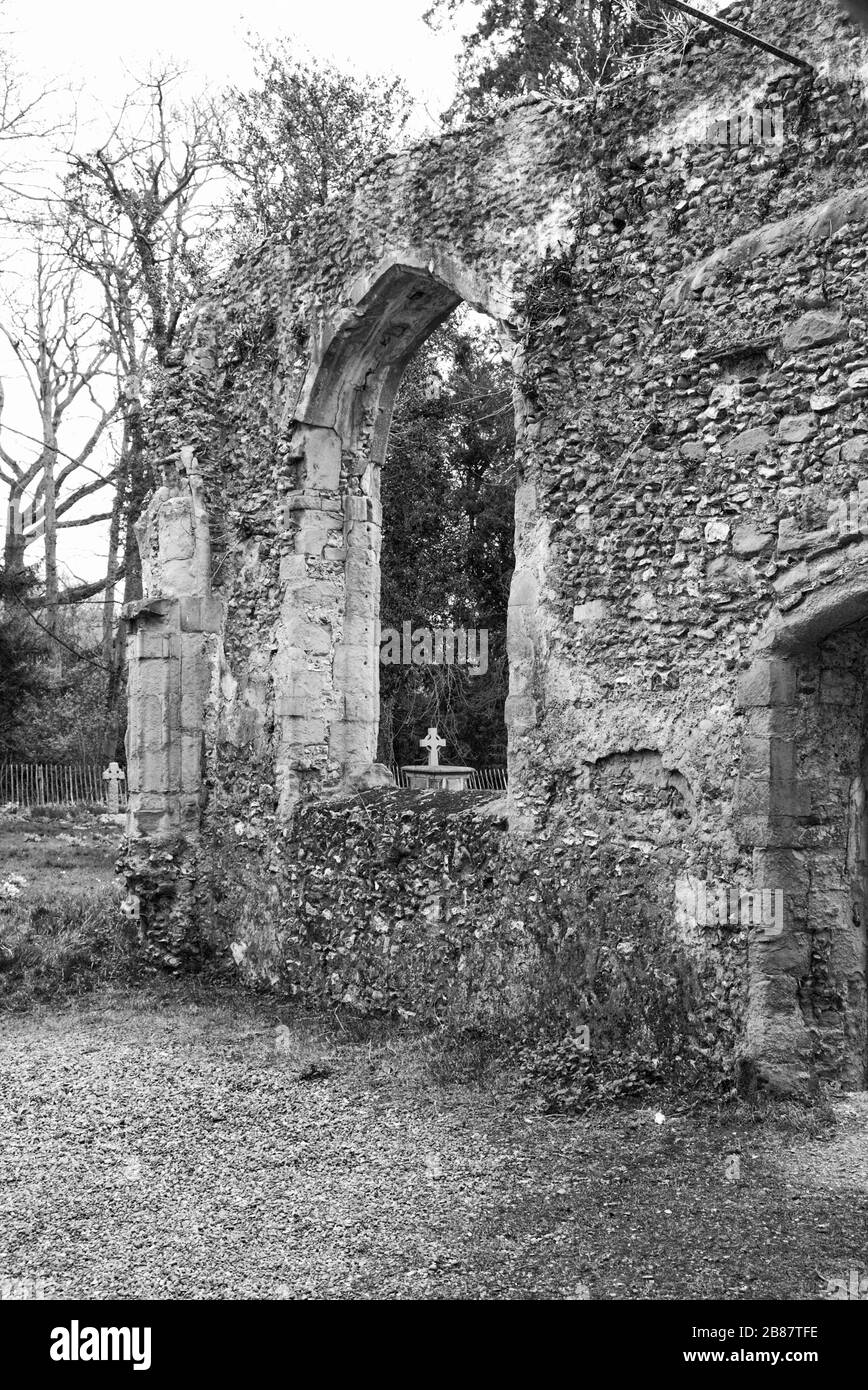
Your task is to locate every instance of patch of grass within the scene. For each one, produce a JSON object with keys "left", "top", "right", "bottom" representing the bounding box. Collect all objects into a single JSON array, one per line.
[
  {"left": 0, "top": 885, "right": 142, "bottom": 1005},
  {"left": 738, "top": 1089, "right": 840, "bottom": 1139},
  {"left": 0, "top": 811, "right": 118, "bottom": 899},
  {"left": 421, "top": 1022, "right": 510, "bottom": 1088}
]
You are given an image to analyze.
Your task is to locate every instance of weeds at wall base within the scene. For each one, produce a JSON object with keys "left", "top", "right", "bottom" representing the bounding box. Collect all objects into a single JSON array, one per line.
[{"left": 0, "top": 886, "right": 141, "bottom": 1005}]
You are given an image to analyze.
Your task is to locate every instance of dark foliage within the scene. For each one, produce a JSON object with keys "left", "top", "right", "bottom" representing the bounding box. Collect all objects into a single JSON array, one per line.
[
  {"left": 426, "top": 0, "right": 670, "bottom": 116},
  {"left": 0, "top": 564, "right": 48, "bottom": 757},
  {"left": 379, "top": 316, "right": 515, "bottom": 768}
]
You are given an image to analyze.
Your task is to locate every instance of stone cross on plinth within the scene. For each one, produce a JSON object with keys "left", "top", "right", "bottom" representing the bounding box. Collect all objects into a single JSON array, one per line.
[
  {"left": 402, "top": 726, "right": 475, "bottom": 792},
  {"left": 419, "top": 726, "right": 447, "bottom": 768},
  {"left": 103, "top": 761, "right": 126, "bottom": 815}
]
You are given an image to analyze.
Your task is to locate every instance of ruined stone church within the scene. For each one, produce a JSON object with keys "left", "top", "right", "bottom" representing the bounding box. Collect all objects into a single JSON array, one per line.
[{"left": 122, "top": 0, "right": 868, "bottom": 1095}]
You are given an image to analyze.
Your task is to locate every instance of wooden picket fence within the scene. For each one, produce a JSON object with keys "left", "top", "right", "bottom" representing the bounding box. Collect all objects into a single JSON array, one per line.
[
  {"left": 391, "top": 764, "right": 507, "bottom": 791},
  {"left": 0, "top": 761, "right": 127, "bottom": 809}
]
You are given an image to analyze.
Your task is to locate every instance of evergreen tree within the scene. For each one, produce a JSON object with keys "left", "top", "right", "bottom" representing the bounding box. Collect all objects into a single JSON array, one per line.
[
  {"left": 426, "top": 0, "right": 672, "bottom": 116},
  {"left": 0, "top": 564, "right": 47, "bottom": 758},
  {"left": 220, "top": 40, "right": 411, "bottom": 244}
]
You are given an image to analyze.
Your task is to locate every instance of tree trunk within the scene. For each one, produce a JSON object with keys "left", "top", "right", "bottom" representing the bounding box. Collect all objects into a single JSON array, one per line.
[
  {"left": 3, "top": 489, "right": 25, "bottom": 578},
  {"left": 111, "top": 410, "right": 149, "bottom": 760},
  {"left": 101, "top": 442, "right": 126, "bottom": 758},
  {"left": 42, "top": 444, "right": 58, "bottom": 638}
]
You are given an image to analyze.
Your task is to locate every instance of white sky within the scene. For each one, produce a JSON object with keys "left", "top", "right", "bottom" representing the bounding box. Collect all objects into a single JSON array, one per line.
[
  {"left": 8, "top": 0, "right": 466, "bottom": 129},
  {"left": 0, "top": 0, "right": 471, "bottom": 590}
]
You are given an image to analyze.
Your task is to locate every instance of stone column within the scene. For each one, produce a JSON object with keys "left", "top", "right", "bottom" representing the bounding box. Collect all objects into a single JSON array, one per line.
[
  {"left": 330, "top": 491, "right": 382, "bottom": 779},
  {"left": 735, "top": 656, "right": 814, "bottom": 1093},
  {"left": 274, "top": 420, "right": 392, "bottom": 806},
  {"left": 124, "top": 449, "right": 223, "bottom": 839},
  {"left": 274, "top": 423, "right": 346, "bottom": 804}
]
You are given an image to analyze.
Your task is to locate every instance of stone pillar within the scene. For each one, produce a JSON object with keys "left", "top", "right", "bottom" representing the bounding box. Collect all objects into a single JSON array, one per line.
[
  {"left": 274, "top": 422, "right": 346, "bottom": 804},
  {"left": 124, "top": 449, "right": 223, "bottom": 840},
  {"left": 735, "top": 656, "right": 814, "bottom": 1093},
  {"left": 505, "top": 478, "right": 545, "bottom": 812},
  {"left": 330, "top": 491, "right": 382, "bottom": 779},
  {"left": 274, "top": 419, "right": 393, "bottom": 806},
  {"left": 125, "top": 595, "right": 222, "bottom": 836}
]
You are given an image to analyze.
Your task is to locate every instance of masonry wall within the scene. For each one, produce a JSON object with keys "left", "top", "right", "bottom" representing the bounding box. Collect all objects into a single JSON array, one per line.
[{"left": 127, "top": 0, "right": 868, "bottom": 1092}]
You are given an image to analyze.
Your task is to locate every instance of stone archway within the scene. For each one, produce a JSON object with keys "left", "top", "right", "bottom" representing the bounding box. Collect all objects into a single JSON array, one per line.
[
  {"left": 737, "top": 559, "right": 868, "bottom": 1092},
  {"left": 272, "top": 253, "right": 535, "bottom": 807}
]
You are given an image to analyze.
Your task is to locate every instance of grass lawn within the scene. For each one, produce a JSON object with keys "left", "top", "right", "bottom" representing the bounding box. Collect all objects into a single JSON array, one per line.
[{"left": 0, "top": 808, "right": 120, "bottom": 897}]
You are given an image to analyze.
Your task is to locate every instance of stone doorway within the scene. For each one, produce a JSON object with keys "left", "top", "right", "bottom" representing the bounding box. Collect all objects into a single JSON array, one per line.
[
  {"left": 738, "top": 582, "right": 868, "bottom": 1092},
  {"left": 800, "top": 621, "right": 868, "bottom": 1090}
]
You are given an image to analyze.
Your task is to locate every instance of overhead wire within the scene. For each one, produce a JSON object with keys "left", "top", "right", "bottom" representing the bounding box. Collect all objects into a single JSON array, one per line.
[{"left": 8, "top": 587, "right": 114, "bottom": 673}]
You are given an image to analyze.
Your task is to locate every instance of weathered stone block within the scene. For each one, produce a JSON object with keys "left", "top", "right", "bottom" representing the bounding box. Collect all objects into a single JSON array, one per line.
[
  {"left": 727, "top": 427, "right": 772, "bottom": 458},
  {"left": 736, "top": 660, "right": 796, "bottom": 710},
  {"left": 504, "top": 694, "right": 538, "bottom": 732},
  {"left": 279, "top": 694, "right": 326, "bottom": 719},
  {"left": 732, "top": 522, "right": 774, "bottom": 558},
  {"left": 573, "top": 599, "right": 610, "bottom": 625},
  {"left": 280, "top": 716, "right": 326, "bottom": 745},
  {"left": 283, "top": 615, "right": 333, "bottom": 655},
  {"left": 302, "top": 428, "right": 342, "bottom": 490},
  {"left": 739, "top": 736, "right": 772, "bottom": 777},
  {"left": 841, "top": 434, "right": 868, "bottom": 465},
  {"left": 134, "top": 630, "right": 179, "bottom": 661},
  {"left": 776, "top": 413, "right": 816, "bottom": 444},
  {"left": 781, "top": 310, "right": 847, "bottom": 353},
  {"left": 179, "top": 596, "right": 224, "bottom": 633}
]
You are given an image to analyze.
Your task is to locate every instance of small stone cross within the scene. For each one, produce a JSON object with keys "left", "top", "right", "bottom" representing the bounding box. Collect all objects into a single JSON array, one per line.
[
  {"left": 103, "top": 760, "right": 126, "bottom": 814},
  {"left": 419, "top": 726, "right": 446, "bottom": 768}
]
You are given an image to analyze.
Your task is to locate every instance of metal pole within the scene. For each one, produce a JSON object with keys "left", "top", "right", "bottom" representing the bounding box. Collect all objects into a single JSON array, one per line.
[{"left": 658, "top": 0, "right": 815, "bottom": 72}]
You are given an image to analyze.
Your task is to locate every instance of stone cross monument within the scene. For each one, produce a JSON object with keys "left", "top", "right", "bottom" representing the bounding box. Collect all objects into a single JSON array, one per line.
[
  {"left": 402, "top": 726, "right": 475, "bottom": 791},
  {"left": 103, "top": 761, "right": 126, "bottom": 815},
  {"left": 419, "top": 727, "right": 447, "bottom": 767}
]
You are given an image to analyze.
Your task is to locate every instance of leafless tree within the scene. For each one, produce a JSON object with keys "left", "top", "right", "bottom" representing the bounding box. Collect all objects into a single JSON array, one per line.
[
  {"left": 57, "top": 70, "right": 223, "bottom": 727},
  {"left": 0, "top": 38, "right": 58, "bottom": 202},
  {"left": 64, "top": 69, "right": 222, "bottom": 371},
  {"left": 0, "top": 239, "right": 119, "bottom": 642}
]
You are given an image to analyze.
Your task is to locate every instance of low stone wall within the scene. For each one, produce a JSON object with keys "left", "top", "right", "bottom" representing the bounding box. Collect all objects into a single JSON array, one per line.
[{"left": 179, "top": 787, "right": 746, "bottom": 1090}]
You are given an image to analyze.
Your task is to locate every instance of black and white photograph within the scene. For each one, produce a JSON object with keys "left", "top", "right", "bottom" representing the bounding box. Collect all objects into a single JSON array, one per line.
[{"left": 0, "top": 0, "right": 867, "bottom": 1348}]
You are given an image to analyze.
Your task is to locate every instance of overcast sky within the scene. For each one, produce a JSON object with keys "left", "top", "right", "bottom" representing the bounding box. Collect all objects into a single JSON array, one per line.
[{"left": 7, "top": 0, "right": 467, "bottom": 124}]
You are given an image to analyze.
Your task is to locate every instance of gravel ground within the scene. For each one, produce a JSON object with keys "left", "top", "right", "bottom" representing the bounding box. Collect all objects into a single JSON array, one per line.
[{"left": 1, "top": 987, "right": 867, "bottom": 1300}]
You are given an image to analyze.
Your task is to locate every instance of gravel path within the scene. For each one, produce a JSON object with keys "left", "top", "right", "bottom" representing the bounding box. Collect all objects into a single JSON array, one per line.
[
  {"left": 767, "top": 1093, "right": 868, "bottom": 1194},
  {"left": 2, "top": 988, "right": 868, "bottom": 1300}
]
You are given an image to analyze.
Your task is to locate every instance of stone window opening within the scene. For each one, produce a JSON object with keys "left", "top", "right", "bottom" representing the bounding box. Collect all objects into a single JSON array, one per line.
[
  {"left": 274, "top": 257, "right": 535, "bottom": 812},
  {"left": 376, "top": 305, "right": 516, "bottom": 781}
]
